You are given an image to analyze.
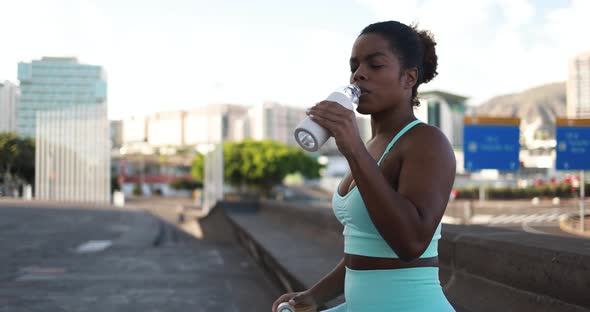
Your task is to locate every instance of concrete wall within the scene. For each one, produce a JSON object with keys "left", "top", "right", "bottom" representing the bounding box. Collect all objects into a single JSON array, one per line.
[
  {"left": 439, "top": 224, "right": 589, "bottom": 311},
  {"left": 213, "top": 200, "right": 590, "bottom": 312}
]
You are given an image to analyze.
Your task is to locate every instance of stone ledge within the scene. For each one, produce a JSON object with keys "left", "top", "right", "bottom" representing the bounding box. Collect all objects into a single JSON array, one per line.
[
  {"left": 218, "top": 200, "right": 345, "bottom": 310},
  {"left": 212, "top": 200, "right": 590, "bottom": 312},
  {"left": 440, "top": 224, "right": 590, "bottom": 311}
]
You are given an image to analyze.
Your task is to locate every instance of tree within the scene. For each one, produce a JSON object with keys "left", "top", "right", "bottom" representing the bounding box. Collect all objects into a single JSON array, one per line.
[
  {"left": 191, "top": 151, "right": 205, "bottom": 181},
  {"left": 14, "top": 137, "right": 35, "bottom": 184},
  {"left": 0, "top": 132, "right": 35, "bottom": 186},
  {"left": 191, "top": 140, "right": 323, "bottom": 197}
]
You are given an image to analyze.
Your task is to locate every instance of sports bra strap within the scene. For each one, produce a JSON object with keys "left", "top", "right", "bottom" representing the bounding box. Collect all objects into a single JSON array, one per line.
[{"left": 377, "top": 119, "right": 423, "bottom": 165}]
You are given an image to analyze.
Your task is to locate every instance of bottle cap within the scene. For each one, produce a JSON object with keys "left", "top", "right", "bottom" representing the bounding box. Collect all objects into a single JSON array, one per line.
[{"left": 344, "top": 84, "right": 361, "bottom": 104}]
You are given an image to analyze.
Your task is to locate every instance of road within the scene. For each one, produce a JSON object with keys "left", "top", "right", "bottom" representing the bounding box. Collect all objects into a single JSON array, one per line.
[
  {"left": 444, "top": 199, "right": 588, "bottom": 238},
  {"left": 0, "top": 199, "right": 277, "bottom": 312}
]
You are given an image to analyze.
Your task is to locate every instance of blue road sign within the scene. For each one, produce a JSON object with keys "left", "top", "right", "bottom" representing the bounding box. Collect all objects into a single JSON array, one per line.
[
  {"left": 556, "top": 126, "right": 590, "bottom": 170},
  {"left": 464, "top": 124, "right": 520, "bottom": 171}
]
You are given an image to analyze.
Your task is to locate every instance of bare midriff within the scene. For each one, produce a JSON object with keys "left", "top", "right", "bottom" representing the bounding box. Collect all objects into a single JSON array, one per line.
[{"left": 344, "top": 254, "right": 438, "bottom": 270}]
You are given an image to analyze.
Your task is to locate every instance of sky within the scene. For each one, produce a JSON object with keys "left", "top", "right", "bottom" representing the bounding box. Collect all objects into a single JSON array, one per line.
[{"left": 0, "top": 0, "right": 589, "bottom": 120}]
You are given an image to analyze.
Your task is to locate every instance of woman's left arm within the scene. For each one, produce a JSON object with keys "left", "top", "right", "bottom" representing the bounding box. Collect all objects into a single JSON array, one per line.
[{"left": 347, "top": 126, "right": 456, "bottom": 261}]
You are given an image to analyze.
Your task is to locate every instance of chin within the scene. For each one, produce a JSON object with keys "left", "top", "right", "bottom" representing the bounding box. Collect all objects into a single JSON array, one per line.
[
  {"left": 356, "top": 96, "right": 374, "bottom": 115},
  {"left": 355, "top": 106, "right": 371, "bottom": 115}
]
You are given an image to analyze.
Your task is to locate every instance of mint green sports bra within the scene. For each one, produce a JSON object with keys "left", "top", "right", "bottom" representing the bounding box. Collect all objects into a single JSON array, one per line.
[{"left": 332, "top": 120, "right": 441, "bottom": 259}]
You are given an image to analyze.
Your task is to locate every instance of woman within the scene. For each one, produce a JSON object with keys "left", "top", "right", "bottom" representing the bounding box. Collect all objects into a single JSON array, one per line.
[{"left": 272, "top": 20, "right": 456, "bottom": 312}]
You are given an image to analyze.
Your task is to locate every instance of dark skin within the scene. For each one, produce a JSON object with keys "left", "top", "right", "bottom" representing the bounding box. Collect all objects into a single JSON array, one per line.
[
  {"left": 312, "top": 33, "right": 456, "bottom": 261},
  {"left": 271, "top": 33, "right": 456, "bottom": 311}
]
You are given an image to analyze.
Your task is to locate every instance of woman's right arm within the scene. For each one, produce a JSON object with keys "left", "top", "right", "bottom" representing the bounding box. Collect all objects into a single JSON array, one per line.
[
  {"left": 306, "top": 257, "right": 346, "bottom": 305},
  {"left": 272, "top": 258, "right": 346, "bottom": 311}
]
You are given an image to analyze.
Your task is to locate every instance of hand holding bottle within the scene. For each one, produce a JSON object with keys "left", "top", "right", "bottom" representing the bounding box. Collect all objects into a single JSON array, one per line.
[
  {"left": 272, "top": 291, "right": 318, "bottom": 312},
  {"left": 304, "top": 98, "right": 365, "bottom": 158},
  {"left": 294, "top": 85, "right": 360, "bottom": 152}
]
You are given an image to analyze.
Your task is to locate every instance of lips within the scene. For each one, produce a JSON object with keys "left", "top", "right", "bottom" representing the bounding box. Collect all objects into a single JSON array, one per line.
[{"left": 359, "top": 87, "right": 370, "bottom": 95}]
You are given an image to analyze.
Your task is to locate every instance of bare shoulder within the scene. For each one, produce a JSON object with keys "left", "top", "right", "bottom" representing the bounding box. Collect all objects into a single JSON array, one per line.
[
  {"left": 402, "top": 123, "right": 455, "bottom": 165},
  {"left": 395, "top": 122, "right": 456, "bottom": 219}
]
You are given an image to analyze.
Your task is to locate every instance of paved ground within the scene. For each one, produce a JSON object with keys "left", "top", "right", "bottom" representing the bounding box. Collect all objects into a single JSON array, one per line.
[{"left": 0, "top": 199, "right": 277, "bottom": 312}]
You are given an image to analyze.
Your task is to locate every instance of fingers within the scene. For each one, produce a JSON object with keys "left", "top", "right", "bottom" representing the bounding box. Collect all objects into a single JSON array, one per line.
[
  {"left": 271, "top": 297, "right": 283, "bottom": 311},
  {"left": 307, "top": 102, "right": 354, "bottom": 125},
  {"left": 272, "top": 293, "right": 295, "bottom": 312},
  {"left": 309, "top": 101, "right": 351, "bottom": 118},
  {"left": 288, "top": 292, "right": 301, "bottom": 305},
  {"left": 308, "top": 113, "right": 338, "bottom": 134}
]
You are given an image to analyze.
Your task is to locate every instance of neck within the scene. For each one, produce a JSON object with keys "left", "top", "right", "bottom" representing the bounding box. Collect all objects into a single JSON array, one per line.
[{"left": 370, "top": 104, "right": 417, "bottom": 140}]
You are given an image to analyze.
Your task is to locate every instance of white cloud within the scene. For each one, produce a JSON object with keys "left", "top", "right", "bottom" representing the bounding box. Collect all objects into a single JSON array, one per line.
[
  {"left": 0, "top": 1, "right": 361, "bottom": 118},
  {"left": 3, "top": 1, "right": 588, "bottom": 119},
  {"left": 357, "top": 0, "right": 589, "bottom": 105}
]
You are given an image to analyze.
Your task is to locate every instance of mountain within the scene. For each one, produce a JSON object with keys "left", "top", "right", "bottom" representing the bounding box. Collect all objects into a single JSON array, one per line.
[{"left": 474, "top": 82, "right": 566, "bottom": 141}]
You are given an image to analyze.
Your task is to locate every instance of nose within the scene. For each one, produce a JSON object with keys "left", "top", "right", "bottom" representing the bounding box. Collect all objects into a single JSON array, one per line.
[{"left": 351, "top": 66, "right": 367, "bottom": 83}]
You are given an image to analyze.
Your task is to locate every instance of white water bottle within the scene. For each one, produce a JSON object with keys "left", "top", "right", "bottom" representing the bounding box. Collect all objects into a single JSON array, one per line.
[{"left": 294, "top": 84, "right": 361, "bottom": 152}]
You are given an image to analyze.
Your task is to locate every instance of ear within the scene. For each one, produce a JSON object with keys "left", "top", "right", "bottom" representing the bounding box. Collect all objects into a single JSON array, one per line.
[{"left": 402, "top": 67, "right": 418, "bottom": 90}]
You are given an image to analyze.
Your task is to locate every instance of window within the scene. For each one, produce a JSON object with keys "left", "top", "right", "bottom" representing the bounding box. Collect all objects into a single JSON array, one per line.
[{"left": 428, "top": 100, "right": 441, "bottom": 128}]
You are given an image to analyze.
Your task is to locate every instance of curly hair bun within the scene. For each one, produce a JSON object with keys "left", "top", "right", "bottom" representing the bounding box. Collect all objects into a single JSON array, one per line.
[{"left": 415, "top": 28, "right": 438, "bottom": 84}]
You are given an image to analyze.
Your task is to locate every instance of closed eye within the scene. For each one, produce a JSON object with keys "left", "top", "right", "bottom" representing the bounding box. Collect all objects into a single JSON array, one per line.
[{"left": 350, "top": 64, "right": 383, "bottom": 73}]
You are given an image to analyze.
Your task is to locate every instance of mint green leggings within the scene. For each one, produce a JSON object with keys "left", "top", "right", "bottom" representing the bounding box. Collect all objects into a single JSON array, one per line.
[{"left": 322, "top": 267, "right": 455, "bottom": 312}]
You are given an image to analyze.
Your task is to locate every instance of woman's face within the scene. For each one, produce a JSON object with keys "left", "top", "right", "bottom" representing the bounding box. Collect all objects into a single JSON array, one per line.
[{"left": 349, "top": 33, "right": 412, "bottom": 114}]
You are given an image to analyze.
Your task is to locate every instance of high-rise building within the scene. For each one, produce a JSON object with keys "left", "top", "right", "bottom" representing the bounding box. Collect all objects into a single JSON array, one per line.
[
  {"left": 0, "top": 80, "right": 19, "bottom": 133},
  {"left": 18, "top": 57, "right": 110, "bottom": 203},
  {"left": 567, "top": 50, "right": 590, "bottom": 118},
  {"left": 17, "top": 57, "right": 107, "bottom": 138}
]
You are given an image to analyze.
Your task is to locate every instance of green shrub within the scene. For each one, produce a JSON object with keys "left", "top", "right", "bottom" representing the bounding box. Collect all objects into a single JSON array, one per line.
[
  {"left": 133, "top": 183, "right": 142, "bottom": 196},
  {"left": 455, "top": 182, "right": 579, "bottom": 200},
  {"left": 170, "top": 178, "right": 203, "bottom": 190}
]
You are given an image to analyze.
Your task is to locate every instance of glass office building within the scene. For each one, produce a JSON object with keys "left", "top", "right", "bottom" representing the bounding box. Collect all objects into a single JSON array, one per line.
[
  {"left": 17, "top": 57, "right": 107, "bottom": 138},
  {"left": 18, "top": 57, "right": 110, "bottom": 203}
]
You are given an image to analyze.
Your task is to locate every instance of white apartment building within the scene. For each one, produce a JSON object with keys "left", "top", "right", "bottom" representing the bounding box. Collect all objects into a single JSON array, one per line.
[
  {"left": 568, "top": 50, "right": 590, "bottom": 118},
  {"left": 147, "top": 111, "right": 186, "bottom": 146},
  {"left": 185, "top": 104, "right": 249, "bottom": 145},
  {"left": 122, "top": 115, "right": 148, "bottom": 143},
  {"left": 120, "top": 101, "right": 373, "bottom": 153},
  {"left": 246, "top": 101, "right": 306, "bottom": 147},
  {"left": 0, "top": 80, "right": 18, "bottom": 133}
]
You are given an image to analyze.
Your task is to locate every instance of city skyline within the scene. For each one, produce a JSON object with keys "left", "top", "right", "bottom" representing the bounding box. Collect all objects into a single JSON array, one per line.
[{"left": 0, "top": 0, "right": 589, "bottom": 120}]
